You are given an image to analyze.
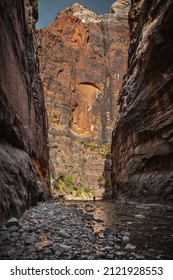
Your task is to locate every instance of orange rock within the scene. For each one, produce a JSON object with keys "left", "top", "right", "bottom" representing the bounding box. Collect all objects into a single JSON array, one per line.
[{"left": 37, "top": 2, "right": 130, "bottom": 196}]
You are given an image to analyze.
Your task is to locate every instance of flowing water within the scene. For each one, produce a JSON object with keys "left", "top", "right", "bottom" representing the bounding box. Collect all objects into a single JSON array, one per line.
[{"left": 71, "top": 200, "right": 173, "bottom": 259}]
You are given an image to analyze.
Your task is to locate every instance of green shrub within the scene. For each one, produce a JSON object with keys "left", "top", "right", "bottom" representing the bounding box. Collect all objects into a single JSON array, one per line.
[
  {"left": 64, "top": 173, "right": 74, "bottom": 189},
  {"left": 76, "top": 188, "right": 82, "bottom": 197}
]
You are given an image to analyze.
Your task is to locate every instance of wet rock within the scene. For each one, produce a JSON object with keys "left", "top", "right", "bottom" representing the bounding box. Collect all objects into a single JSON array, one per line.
[
  {"left": 148, "top": 248, "right": 155, "bottom": 253},
  {"left": 123, "top": 236, "right": 130, "bottom": 242},
  {"left": 18, "top": 229, "right": 25, "bottom": 234},
  {"left": 96, "top": 252, "right": 106, "bottom": 258},
  {"left": 57, "top": 230, "right": 71, "bottom": 239},
  {"left": 166, "top": 206, "right": 173, "bottom": 212},
  {"left": 104, "top": 228, "right": 118, "bottom": 237},
  {"left": 6, "top": 218, "right": 19, "bottom": 228},
  {"left": 11, "top": 232, "right": 20, "bottom": 237},
  {"left": 115, "top": 238, "right": 122, "bottom": 244},
  {"left": 0, "top": 200, "right": 173, "bottom": 260},
  {"left": 22, "top": 226, "right": 31, "bottom": 232},
  {"left": 124, "top": 231, "right": 131, "bottom": 237},
  {"left": 115, "top": 251, "right": 126, "bottom": 257},
  {"left": 134, "top": 254, "right": 145, "bottom": 260},
  {"left": 35, "top": 229, "right": 42, "bottom": 234},
  {"left": 7, "top": 250, "right": 17, "bottom": 259},
  {"left": 0, "top": 232, "right": 10, "bottom": 242},
  {"left": 52, "top": 243, "right": 65, "bottom": 256},
  {"left": 125, "top": 244, "right": 136, "bottom": 251},
  {"left": 135, "top": 214, "right": 145, "bottom": 219},
  {"left": 25, "top": 235, "right": 37, "bottom": 245},
  {"left": 8, "top": 226, "right": 19, "bottom": 233}
]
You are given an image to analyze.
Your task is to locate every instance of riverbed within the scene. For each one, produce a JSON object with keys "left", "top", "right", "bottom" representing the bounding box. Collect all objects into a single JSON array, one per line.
[{"left": 0, "top": 200, "right": 173, "bottom": 259}]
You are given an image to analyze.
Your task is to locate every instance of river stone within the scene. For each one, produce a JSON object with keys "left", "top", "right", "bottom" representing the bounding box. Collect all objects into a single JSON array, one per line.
[
  {"left": 96, "top": 252, "right": 106, "bottom": 258},
  {"left": 60, "top": 244, "right": 72, "bottom": 251},
  {"left": 6, "top": 218, "right": 19, "bottom": 228},
  {"left": 115, "top": 251, "right": 126, "bottom": 257},
  {"left": 115, "top": 238, "right": 121, "bottom": 243},
  {"left": 123, "top": 236, "right": 130, "bottom": 242},
  {"left": 125, "top": 243, "right": 136, "bottom": 250},
  {"left": 7, "top": 250, "right": 17, "bottom": 259},
  {"left": 104, "top": 246, "right": 114, "bottom": 251},
  {"left": 60, "top": 215, "right": 67, "bottom": 220},
  {"left": 57, "top": 230, "right": 71, "bottom": 239},
  {"left": 104, "top": 228, "right": 118, "bottom": 237},
  {"left": 85, "top": 214, "right": 93, "bottom": 221},
  {"left": 134, "top": 254, "right": 145, "bottom": 260},
  {"left": 22, "top": 226, "right": 31, "bottom": 232},
  {"left": 8, "top": 226, "right": 19, "bottom": 233},
  {"left": 35, "top": 229, "right": 42, "bottom": 234},
  {"left": 0, "top": 232, "right": 10, "bottom": 241},
  {"left": 52, "top": 243, "right": 65, "bottom": 256},
  {"left": 25, "top": 235, "right": 37, "bottom": 245},
  {"left": 11, "top": 232, "right": 20, "bottom": 237},
  {"left": 135, "top": 214, "right": 145, "bottom": 219},
  {"left": 124, "top": 231, "right": 131, "bottom": 237}
]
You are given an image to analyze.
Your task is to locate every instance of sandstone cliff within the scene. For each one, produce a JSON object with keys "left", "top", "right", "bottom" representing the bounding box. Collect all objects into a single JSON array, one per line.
[
  {"left": 36, "top": 1, "right": 130, "bottom": 198},
  {"left": 0, "top": 0, "right": 49, "bottom": 225},
  {"left": 112, "top": 0, "right": 173, "bottom": 203}
]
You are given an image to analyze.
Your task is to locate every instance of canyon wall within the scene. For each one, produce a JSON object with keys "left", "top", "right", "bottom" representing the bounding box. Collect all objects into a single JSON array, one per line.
[
  {"left": 112, "top": 0, "right": 173, "bottom": 203},
  {"left": 0, "top": 0, "right": 49, "bottom": 225},
  {"left": 36, "top": 1, "right": 130, "bottom": 198}
]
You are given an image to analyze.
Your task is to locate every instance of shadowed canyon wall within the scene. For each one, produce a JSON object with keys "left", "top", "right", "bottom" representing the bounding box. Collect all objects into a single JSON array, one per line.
[
  {"left": 0, "top": 0, "right": 49, "bottom": 225},
  {"left": 36, "top": 1, "right": 130, "bottom": 198},
  {"left": 112, "top": 0, "right": 173, "bottom": 203}
]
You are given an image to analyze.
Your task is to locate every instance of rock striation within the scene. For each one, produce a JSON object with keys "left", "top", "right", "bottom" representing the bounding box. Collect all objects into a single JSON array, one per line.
[
  {"left": 112, "top": 0, "right": 173, "bottom": 203},
  {"left": 0, "top": 0, "right": 49, "bottom": 225},
  {"left": 36, "top": 1, "right": 130, "bottom": 197}
]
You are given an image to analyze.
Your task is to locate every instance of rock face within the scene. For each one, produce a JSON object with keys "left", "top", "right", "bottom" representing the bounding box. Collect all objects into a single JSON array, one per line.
[
  {"left": 36, "top": 1, "right": 130, "bottom": 197},
  {"left": 0, "top": 0, "right": 49, "bottom": 225},
  {"left": 112, "top": 0, "right": 173, "bottom": 203}
]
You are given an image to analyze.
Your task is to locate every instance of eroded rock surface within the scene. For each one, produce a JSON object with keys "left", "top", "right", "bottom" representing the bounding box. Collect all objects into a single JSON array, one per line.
[
  {"left": 0, "top": 0, "right": 49, "bottom": 225},
  {"left": 112, "top": 0, "right": 173, "bottom": 203},
  {"left": 36, "top": 1, "right": 130, "bottom": 196}
]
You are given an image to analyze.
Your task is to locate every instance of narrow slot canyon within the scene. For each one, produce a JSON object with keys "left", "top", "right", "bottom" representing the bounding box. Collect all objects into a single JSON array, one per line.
[{"left": 0, "top": 0, "right": 173, "bottom": 260}]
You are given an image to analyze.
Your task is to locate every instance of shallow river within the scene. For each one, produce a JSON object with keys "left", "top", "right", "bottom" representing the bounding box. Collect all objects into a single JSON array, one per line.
[
  {"left": 71, "top": 200, "right": 173, "bottom": 259},
  {"left": 0, "top": 200, "right": 173, "bottom": 259}
]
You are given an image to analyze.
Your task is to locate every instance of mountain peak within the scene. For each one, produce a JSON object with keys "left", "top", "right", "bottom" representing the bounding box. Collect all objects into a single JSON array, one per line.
[
  {"left": 110, "top": 0, "right": 131, "bottom": 15},
  {"left": 61, "top": 2, "right": 102, "bottom": 24}
]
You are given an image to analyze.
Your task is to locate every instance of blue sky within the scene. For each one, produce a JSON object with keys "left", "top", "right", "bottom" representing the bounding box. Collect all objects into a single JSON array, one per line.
[{"left": 36, "top": 0, "right": 116, "bottom": 28}]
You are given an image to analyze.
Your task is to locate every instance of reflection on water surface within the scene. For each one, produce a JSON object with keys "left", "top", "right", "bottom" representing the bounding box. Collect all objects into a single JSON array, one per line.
[{"left": 70, "top": 200, "right": 173, "bottom": 259}]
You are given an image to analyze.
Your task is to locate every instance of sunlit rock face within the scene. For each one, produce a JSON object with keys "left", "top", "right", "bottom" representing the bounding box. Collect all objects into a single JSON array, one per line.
[
  {"left": 112, "top": 0, "right": 173, "bottom": 203},
  {"left": 0, "top": 0, "right": 49, "bottom": 225},
  {"left": 36, "top": 1, "right": 130, "bottom": 197}
]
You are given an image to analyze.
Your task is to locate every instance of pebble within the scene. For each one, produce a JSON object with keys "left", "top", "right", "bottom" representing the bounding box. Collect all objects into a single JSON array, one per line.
[
  {"left": 134, "top": 254, "right": 145, "bottom": 260},
  {"left": 52, "top": 243, "right": 66, "bottom": 256},
  {"left": 6, "top": 218, "right": 19, "bottom": 228},
  {"left": 25, "top": 235, "right": 37, "bottom": 245},
  {"left": 104, "top": 228, "right": 118, "bottom": 237},
  {"left": 115, "top": 251, "right": 126, "bottom": 257},
  {"left": 135, "top": 214, "right": 145, "bottom": 219},
  {"left": 8, "top": 226, "right": 19, "bottom": 233},
  {"left": 57, "top": 230, "right": 71, "bottom": 239},
  {"left": 0, "top": 200, "right": 172, "bottom": 260},
  {"left": 123, "top": 236, "right": 130, "bottom": 242},
  {"left": 125, "top": 244, "right": 136, "bottom": 251}
]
